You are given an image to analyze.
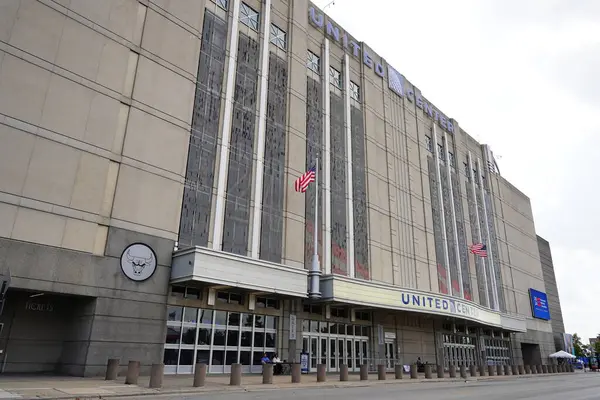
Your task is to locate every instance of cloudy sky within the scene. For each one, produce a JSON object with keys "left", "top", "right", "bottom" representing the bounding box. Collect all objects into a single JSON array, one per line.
[{"left": 313, "top": 0, "right": 600, "bottom": 342}]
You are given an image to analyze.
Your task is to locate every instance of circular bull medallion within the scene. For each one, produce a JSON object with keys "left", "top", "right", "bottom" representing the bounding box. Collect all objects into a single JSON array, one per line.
[{"left": 120, "top": 243, "right": 157, "bottom": 282}]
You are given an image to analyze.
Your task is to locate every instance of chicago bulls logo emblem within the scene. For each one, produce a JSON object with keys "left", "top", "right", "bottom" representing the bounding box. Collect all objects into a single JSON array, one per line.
[{"left": 120, "top": 243, "right": 157, "bottom": 282}]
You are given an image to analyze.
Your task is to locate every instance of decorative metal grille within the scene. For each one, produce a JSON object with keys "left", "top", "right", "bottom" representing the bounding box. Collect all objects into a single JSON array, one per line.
[{"left": 240, "top": 2, "right": 259, "bottom": 31}]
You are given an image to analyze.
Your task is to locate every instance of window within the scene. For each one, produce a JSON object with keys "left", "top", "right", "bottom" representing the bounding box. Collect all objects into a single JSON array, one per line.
[
  {"left": 239, "top": 2, "right": 259, "bottom": 30},
  {"left": 448, "top": 151, "right": 455, "bottom": 167},
  {"left": 463, "top": 162, "right": 469, "bottom": 178},
  {"left": 355, "top": 311, "right": 371, "bottom": 322},
  {"left": 269, "top": 24, "right": 286, "bottom": 49},
  {"left": 425, "top": 135, "right": 433, "bottom": 152},
  {"left": 350, "top": 81, "right": 360, "bottom": 101},
  {"left": 215, "top": 0, "right": 228, "bottom": 9},
  {"left": 256, "top": 296, "right": 279, "bottom": 309},
  {"left": 217, "top": 291, "right": 244, "bottom": 305},
  {"left": 331, "top": 307, "right": 348, "bottom": 318},
  {"left": 437, "top": 143, "right": 444, "bottom": 160},
  {"left": 307, "top": 51, "right": 320, "bottom": 73},
  {"left": 170, "top": 286, "right": 201, "bottom": 300},
  {"left": 329, "top": 66, "right": 342, "bottom": 89},
  {"left": 303, "top": 304, "right": 322, "bottom": 315}
]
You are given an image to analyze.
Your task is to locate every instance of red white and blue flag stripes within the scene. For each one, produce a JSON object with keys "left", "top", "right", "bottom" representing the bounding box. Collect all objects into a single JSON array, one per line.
[
  {"left": 294, "top": 167, "right": 316, "bottom": 193},
  {"left": 469, "top": 243, "right": 488, "bottom": 257}
]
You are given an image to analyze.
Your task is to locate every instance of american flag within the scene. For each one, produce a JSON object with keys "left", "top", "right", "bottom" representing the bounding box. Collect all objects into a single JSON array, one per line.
[
  {"left": 470, "top": 243, "right": 488, "bottom": 257},
  {"left": 294, "top": 167, "right": 316, "bottom": 193}
]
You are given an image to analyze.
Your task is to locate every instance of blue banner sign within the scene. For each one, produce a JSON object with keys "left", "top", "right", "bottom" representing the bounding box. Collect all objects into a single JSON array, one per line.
[{"left": 529, "top": 288, "right": 551, "bottom": 320}]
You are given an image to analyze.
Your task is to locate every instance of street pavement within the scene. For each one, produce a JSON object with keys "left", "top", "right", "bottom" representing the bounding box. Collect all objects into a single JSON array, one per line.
[{"left": 119, "top": 373, "right": 600, "bottom": 400}]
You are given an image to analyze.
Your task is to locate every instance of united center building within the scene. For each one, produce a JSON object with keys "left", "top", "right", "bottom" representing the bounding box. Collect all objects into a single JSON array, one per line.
[{"left": 0, "top": 0, "right": 562, "bottom": 375}]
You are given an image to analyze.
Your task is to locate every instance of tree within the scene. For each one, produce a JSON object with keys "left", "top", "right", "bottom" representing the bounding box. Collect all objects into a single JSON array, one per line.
[
  {"left": 594, "top": 340, "right": 600, "bottom": 355},
  {"left": 573, "top": 333, "right": 584, "bottom": 357}
]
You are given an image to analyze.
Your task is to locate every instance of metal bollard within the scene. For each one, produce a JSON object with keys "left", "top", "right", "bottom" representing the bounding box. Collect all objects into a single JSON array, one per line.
[
  {"left": 488, "top": 365, "right": 495, "bottom": 376},
  {"left": 424, "top": 364, "right": 432, "bottom": 379},
  {"left": 340, "top": 364, "right": 349, "bottom": 381},
  {"left": 542, "top": 365, "right": 548, "bottom": 374},
  {"left": 460, "top": 365, "right": 467, "bottom": 379},
  {"left": 125, "top": 361, "right": 140, "bottom": 385},
  {"left": 518, "top": 365, "right": 524, "bottom": 375},
  {"left": 449, "top": 365, "right": 457, "bottom": 378},
  {"left": 230, "top": 363, "right": 242, "bottom": 386},
  {"left": 479, "top": 365, "right": 486, "bottom": 376},
  {"left": 291, "top": 363, "right": 301, "bottom": 383},
  {"left": 193, "top": 363, "right": 207, "bottom": 387},
  {"left": 496, "top": 364, "right": 503, "bottom": 376},
  {"left": 360, "top": 364, "right": 369, "bottom": 380},
  {"left": 395, "top": 364, "right": 403, "bottom": 379},
  {"left": 410, "top": 364, "right": 418, "bottom": 379},
  {"left": 317, "top": 364, "right": 326, "bottom": 382},
  {"left": 149, "top": 364, "right": 164, "bottom": 388},
  {"left": 105, "top": 359, "right": 119, "bottom": 381},
  {"left": 470, "top": 364, "right": 477, "bottom": 377},
  {"left": 378, "top": 364, "right": 386, "bottom": 380},
  {"left": 437, "top": 365, "right": 444, "bottom": 378},
  {"left": 262, "top": 363, "right": 273, "bottom": 384},
  {"left": 504, "top": 365, "right": 511, "bottom": 375}
]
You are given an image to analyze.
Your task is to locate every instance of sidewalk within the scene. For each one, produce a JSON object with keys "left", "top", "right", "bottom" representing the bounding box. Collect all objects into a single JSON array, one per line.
[{"left": 0, "top": 371, "right": 570, "bottom": 400}]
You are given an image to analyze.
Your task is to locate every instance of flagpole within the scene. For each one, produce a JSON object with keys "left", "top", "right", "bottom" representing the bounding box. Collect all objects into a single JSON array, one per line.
[{"left": 309, "top": 156, "right": 321, "bottom": 299}]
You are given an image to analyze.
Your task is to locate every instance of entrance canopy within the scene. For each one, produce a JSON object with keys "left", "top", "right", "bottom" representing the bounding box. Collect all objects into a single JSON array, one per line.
[{"left": 549, "top": 350, "right": 576, "bottom": 359}]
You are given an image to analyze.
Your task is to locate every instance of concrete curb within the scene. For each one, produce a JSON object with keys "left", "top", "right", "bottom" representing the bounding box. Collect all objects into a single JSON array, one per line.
[{"left": 13, "top": 373, "right": 572, "bottom": 400}]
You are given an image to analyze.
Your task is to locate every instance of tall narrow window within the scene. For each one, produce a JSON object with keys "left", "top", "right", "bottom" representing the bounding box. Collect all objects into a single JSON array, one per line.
[
  {"left": 239, "top": 2, "right": 259, "bottom": 30},
  {"left": 329, "top": 67, "right": 342, "bottom": 89},
  {"left": 307, "top": 51, "right": 320, "bottom": 73},
  {"left": 269, "top": 24, "right": 286, "bottom": 50}
]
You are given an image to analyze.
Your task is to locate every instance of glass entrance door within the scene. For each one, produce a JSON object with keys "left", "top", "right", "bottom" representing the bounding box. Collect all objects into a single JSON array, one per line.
[{"left": 385, "top": 341, "right": 396, "bottom": 370}]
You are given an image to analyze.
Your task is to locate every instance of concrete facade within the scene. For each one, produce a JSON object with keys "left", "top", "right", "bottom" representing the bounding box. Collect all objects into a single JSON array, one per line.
[{"left": 0, "top": 0, "right": 559, "bottom": 375}]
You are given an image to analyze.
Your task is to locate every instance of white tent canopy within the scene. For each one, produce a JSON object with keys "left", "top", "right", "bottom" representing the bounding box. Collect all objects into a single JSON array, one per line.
[{"left": 549, "top": 350, "right": 576, "bottom": 359}]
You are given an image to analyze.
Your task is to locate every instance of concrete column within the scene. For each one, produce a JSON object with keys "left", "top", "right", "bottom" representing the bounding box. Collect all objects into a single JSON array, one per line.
[
  {"left": 230, "top": 363, "right": 242, "bottom": 386},
  {"left": 395, "top": 364, "right": 403, "bottom": 379},
  {"left": 317, "top": 364, "right": 327, "bottom": 382},
  {"left": 532, "top": 365, "right": 538, "bottom": 374},
  {"left": 291, "top": 363, "right": 301, "bottom": 383},
  {"left": 542, "top": 365, "right": 548, "bottom": 374},
  {"left": 488, "top": 365, "right": 495, "bottom": 376},
  {"left": 518, "top": 365, "right": 524, "bottom": 375},
  {"left": 262, "top": 364, "right": 273, "bottom": 384},
  {"left": 125, "top": 361, "right": 140, "bottom": 385},
  {"left": 469, "top": 364, "right": 477, "bottom": 377},
  {"left": 460, "top": 365, "right": 467, "bottom": 379},
  {"left": 449, "top": 365, "right": 456, "bottom": 378},
  {"left": 525, "top": 365, "right": 531, "bottom": 374},
  {"left": 360, "top": 364, "right": 369, "bottom": 380},
  {"left": 496, "top": 364, "right": 503, "bottom": 376},
  {"left": 424, "top": 364, "right": 432, "bottom": 379},
  {"left": 570, "top": 364, "right": 575, "bottom": 372},
  {"left": 504, "top": 365, "right": 511, "bottom": 375},
  {"left": 436, "top": 365, "right": 444, "bottom": 378},
  {"left": 378, "top": 364, "right": 386, "bottom": 380},
  {"left": 105, "top": 359, "right": 119, "bottom": 381},
  {"left": 552, "top": 364, "right": 558, "bottom": 373},
  {"left": 479, "top": 365, "right": 486, "bottom": 376},
  {"left": 193, "top": 363, "right": 207, "bottom": 387},
  {"left": 559, "top": 364, "right": 565, "bottom": 373},
  {"left": 340, "top": 364, "right": 349, "bottom": 381},
  {"left": 149, "top": 364, "right": 164, "bottom": 389},
  {"left": 410, "top": 364, "right": 418, "bottom": 379},
  {"left": 537, "top": 365, "right": 543, "bottom": 374}
]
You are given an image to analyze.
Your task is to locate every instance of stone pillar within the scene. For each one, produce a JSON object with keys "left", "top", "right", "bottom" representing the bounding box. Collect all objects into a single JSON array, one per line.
[
  {"left": 378, "top": 364, "right": 386, "bottom": 380},
  {"left": 395, "top": 364, "right": 403, "bottom": 379},
  {"left": 317, "top": 364, "right": 327, "bottom": 382},
  {"left": 518, "top": 365, "right": 524, "bottom": 375},
  {"left": 125, "top": 361, "right": 140, "bottom": 385},
  {"left": 496, "top": 364, "right": 503, "bottom": 376},
  {"left": 449, "top": 365, "right": 457, "bottom": 378},
  {"left": 437, "top": 365, "right": 444, "bottom": 378},
  {"left": 537, "top": 365, "right": 543, "bottom": 374},
  {"left": 542, "top": 365, "right": 548, "bottom": 374},
  {"left": 525, "top": 365, "right": 531, "bottom": 374},
  {"left": 570, "top": 364, "right": 575, "bottom": 372},
  {"left": 340, "top": 364, "right": 349, "bottom": 381},
  {"left": 194, "top": 363, "right": 207, "bottom": 387},
  {"left": 552, "top": 364, "right": 558, "bottom": 373},
  {"left": 263, "top": 364, "right": 273, "bottom": 384},
  {"left": 469, "top": 364, "right": 477, "bottom": 377},
  {"left": 105, "top": 359, "right": 119, "bottom": 381},
  {"left": 488, "top": 365, "right": 495, "bottom": 376},
  {"left": 511, "top": 365, "right": 518, "bottom": 375},
  {"left": 230, "top": 363, "right": 242, "bottom": 386},
  {"left": 504, "top": 365, "right": 511, "bottom": 375},
  {"left": 291, "top": 363, "right": 301, "bottom": 383},
  {"left": 424, "top": 364, "right": 432, "bottom": 379},
  {"left": 149, "top": 364, "right": 164, "bottom": 389},
  {"left": 410, "top": 364, "right": 418, "bottom": 379},
  {"left": 460, "top": 365, "right": 467, "bottom": 379},
  {"left": 360, "top": 364, "right": 369, "bottom": 380},
  {"left": 479, "top": 365, "right": 486, "bottom": 376}
]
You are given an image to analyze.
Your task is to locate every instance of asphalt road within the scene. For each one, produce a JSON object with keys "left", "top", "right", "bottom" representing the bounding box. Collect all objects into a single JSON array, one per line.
[{"left": 127, "top": 373, "right": 600, "bottom": 400}]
